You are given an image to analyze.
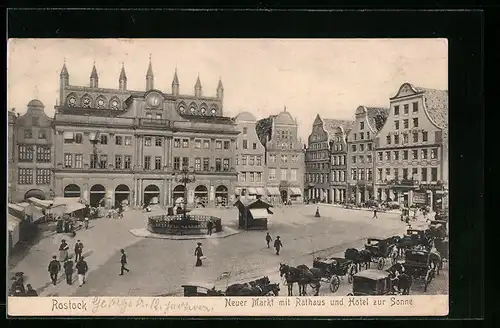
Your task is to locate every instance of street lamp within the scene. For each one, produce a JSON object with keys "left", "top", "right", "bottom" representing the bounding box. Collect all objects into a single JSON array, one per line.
[{"left": 173, "top": 167, "right": 196, "bottom": 220}]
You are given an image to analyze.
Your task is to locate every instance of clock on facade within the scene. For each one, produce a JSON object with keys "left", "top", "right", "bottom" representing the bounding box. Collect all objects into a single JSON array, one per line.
[
  {"left": 97, "top": 99, "right": 105, "bottom": 109},
  {"left": 190, "top": 107, "right": 196, "bottom": 114},
  {"left": 82, "top": 97, "right": 91, "bottom": 108},
  {"left": 68, "top": 97, "right": 77, "bottom": 107},
  {"left": 148, "top": 94, "right": 162, "bottom": 107},
  {"left": 179, "top": 106, "right": 185, "bottom": 113},
  {"left": 111, "top": 100, "right": 119, "bottom": 110}
]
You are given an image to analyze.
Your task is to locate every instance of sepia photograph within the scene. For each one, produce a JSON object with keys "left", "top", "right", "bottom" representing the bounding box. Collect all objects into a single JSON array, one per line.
[{"left": 7, "top": 38, "right": 449, "bottom": 316}]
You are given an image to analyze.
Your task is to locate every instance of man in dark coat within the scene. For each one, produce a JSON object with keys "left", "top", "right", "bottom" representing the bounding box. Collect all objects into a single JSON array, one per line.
[
  {"left": 274, "top": 236, "right": 283, "bottom": 255},
  {"left": 207, "top": 221, "right": 214, "bottom": 236},
  {"left": 25, "top": 284, "right": 38, "bottom": 296},
  {"left": 119, "top": 249, "right": 130, "bottom": 275},
  {"left": 48, "top": 255, "right": 61, "bottom": 285},
  {"left": 265, "top": 232, "right": 272, "bottom": 248},
  {"left": 194, "top": 242, "right": 204, "bottom": 267},
  {"left": 74, "top": 240, "right": 84, "bottom": 262},
  {"left": 76, "top": 256, "right": 88, "bottom": 287},
  {"left": 63, "top": 259, "right": 74, "bottom": 285},
  {"left": 373, "top": 208, "right": 378, "bottom": 219}
]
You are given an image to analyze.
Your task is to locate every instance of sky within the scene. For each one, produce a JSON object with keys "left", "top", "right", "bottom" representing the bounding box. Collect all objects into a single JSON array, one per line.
[{"left": 7, "top": 39, "right": 447, "bottom": 143}]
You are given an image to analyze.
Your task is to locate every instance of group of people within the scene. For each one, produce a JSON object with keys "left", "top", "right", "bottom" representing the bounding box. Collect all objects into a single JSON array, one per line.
[
  {"left": 266, "top": 232, "right": 283, "bottom": 255},
  {"left": 50, "top": 239, "right": 89, "bottom": 287},
  {"left": 9, "top": 273, "right": 38, "bottom": 296}
]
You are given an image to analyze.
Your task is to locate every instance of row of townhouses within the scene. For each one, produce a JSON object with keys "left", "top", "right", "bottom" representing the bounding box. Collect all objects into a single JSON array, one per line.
[
  {"left": 304, "top": 83, "right": 448, "bottom": 211},
  {"left": 8, "top": 59, "right": 305, "bottom": 208}
]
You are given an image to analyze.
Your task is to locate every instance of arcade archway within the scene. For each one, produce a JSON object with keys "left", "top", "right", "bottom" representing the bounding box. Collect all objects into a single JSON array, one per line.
[
  {"left": 144, "top": 184, "right": 160, "bottom": 206},
  {"left": 173, "top": 185, "right": 186, "bottom": 204},
  {"left": 215, "top": 185, "right": 228, "bottom": 206},
  {"left": 24, "top": 189, "right": 46, "bottom": 200},
  {"left": 115, "top": 184, "right": 130, "bottom": 207},
  {"left": 194, "top": 185, "right": 208, "bottom": 206},
  {"left": 63, "top": 184, "right": 81, "bottom": 198},
  {"left": 90, "top": 184, "right": 106, "bottom": 207}
]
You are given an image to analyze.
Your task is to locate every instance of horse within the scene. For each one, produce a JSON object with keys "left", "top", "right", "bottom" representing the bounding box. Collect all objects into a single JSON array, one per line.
[
  {"left": 387, "top": 263, "right": 413, "bottom": 295},
  {"left": 279, "top": 263, "right": 320, "bottom": 296},
  {"left": 261, "top": 283, "right": 280, "bottom": 296},
  {"left": 344, "top": 248, "right": 371, "bottom": 272},
  {"left": 296, "top": 264, "right": 322, "bottom": 296},
  {"left": 225, "top": 276, "right": 271, "bottom": 296}
]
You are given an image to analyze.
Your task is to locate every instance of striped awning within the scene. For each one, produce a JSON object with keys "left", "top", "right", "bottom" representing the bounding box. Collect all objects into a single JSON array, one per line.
[
  {"left": 247, "top": 188, "right": 257, "bottom": 195},
  {"left": 266, "top": 187, "right": 280, "bottom": 196},
  {"left": 256, "top": 188, "right": 266, "bottom": 196},
  {"left": 289, "top": 188, "right": 303, "bottom": 196},
  {"left": 63, "top": 131, "right": 74, "bottom": 140}
]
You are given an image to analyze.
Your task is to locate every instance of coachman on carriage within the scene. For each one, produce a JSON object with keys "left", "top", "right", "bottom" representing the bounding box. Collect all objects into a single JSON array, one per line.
[
  {"left": 403, "top": 247, "right": 441, "bottom": 292},
  {"left": 363, "top": 238, "right": 398, "bottom": 270},
  {"left": 311, "top": 256, "right": 358, "bottom": 293}
]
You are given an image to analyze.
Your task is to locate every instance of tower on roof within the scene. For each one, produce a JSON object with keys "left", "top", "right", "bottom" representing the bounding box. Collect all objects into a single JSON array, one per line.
[
  {"left": 119, "top": 62, "right": 127, "bottom": 91},
  {"left": 195, "top": 74, "right": 202, "bottom": 97},
  {"left": 90, "top": 61, "right": 99, "bottom": 88},
  {"left": 59, "top": 59, "right": 69, "bottom": 106},
  {"left": 217, "top": 77, "right": 224, "bottom": 99},
  {"left": 172, "top": 68, "right": 180, "bottom": 95},
  {"left": 146, "top": 54, "right": 154, "bottom": 90}
]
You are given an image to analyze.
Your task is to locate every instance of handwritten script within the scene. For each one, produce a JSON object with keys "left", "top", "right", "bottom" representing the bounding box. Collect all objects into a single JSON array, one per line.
[{"left": 91, "top": 297, "right": 214, "bottom": 314}]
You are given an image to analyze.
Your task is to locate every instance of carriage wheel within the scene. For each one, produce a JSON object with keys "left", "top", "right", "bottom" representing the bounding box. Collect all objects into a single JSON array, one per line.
[
  {"left": 347, "top": 292, "right": 354, "bottom": 296},
  {"left": 423, "top": 268, "right": 434, "bottom": 292},
  {"left": 348, "top": 264, "right": 358, "bottom": 284},
  {"left": 329, "top": 275, "right": 340, "bottom": 293},
  {"left": 377, "top": 258, "right": 385, "bottom": 270}
]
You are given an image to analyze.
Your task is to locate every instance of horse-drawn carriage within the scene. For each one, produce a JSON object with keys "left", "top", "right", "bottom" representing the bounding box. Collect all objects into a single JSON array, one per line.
[
  {"left": 181, "top": 283, "right": 225, "bottom": 296},
  {"left": 182, "top": 276, "right": 280, "bottom": 297},
  {"left": 427, "top": 220, "right": 448, "bottom": 240},
  {"left": 347, "top": 269, "right": 399, "bottom": 296},
  {"left": 403, "top": 247, "right": 439, "bottom": 292},
  {"left": 398, "top": 229, "right": 432, "bottom": 255},
  {"left": 364, "top": 238, "right": 398, "bottom": 270},
  {"left": 312, "top": 256, "right": 358, "bottom": 293}
]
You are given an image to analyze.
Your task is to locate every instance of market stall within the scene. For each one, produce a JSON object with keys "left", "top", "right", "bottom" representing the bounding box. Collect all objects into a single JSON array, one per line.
[{"left": 234, "top": 197, "right": 273, "bottom": 230}]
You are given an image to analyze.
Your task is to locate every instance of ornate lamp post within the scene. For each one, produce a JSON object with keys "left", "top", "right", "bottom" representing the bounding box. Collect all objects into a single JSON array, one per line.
[{"left": 173, "top": 167, "right": 196, "bottom": 220}]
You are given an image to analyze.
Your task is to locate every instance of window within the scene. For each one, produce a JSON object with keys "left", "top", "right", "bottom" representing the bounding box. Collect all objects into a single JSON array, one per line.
[
  {"left": 18, "top": 168, "right": 33, "bottom": 185},
  {"left": 431, "top": 148, "right": 438, "bottom": 159},
  {"left": 243, "top": 127, "right": 248, "bottom": 134},
  {"left": 281, "top": 169, "right": 287, "bottom": 180},
  {"left": 155, "top": 137, "right": 162, "bottom": 147},
  {"left": 360, "top": 122, "right": 364, "bottom": 130},
  {"left": 413, "top": 132, "right": 419, "bottom": 143},
  {"left": 402, "top": 168, "right": 408, "bottom": 180},
  {"left": 36, "top": 169, "right": 51, "bottom": 185},
  {"left": 90, "top": 154, "right": 98, "bottom": 169},
  {"left": 75, "top": 154, "right": 83, "bottom": 168},
  {"left": 378, "top": 168, "right": 383, "bottom": 181},
  {"left": 256, "top": 172, "right": 262, "bottom": 182},
  {"left": 403, "top": 150, "right": 408, "bottom": 160},
  {"left": 394, "top": 105, "right": 400, "bottom": 115},
  {"left": 270, "top": 154, "right": 276, "bottom": 163},
  {"left": 216, "top": 140, "right": 222, "bottom": 149},
  {"left": 64, "top": 153, "right": 73, "bottom": 168},
  {"left": 74, "top": 133, "right": 83, "bottom": 144},
  {"left": 203, "top": 158, "right": 210, "bottom": 171},
  {"left": 360, "top": 132, "right": 365, "bottom": 140},
  {"left": 155, "top": 156, "right": 162, "bottom": 170},
  {"left": 269, "top": 168, "right": 276, "bottom": 180},
  {"left": 36, "top": 146, "right": 51, "bottom": 163},
  {"left": 24, "top": 130, "right": 32, "bottom": 138},
  {"left": 173, "top": 157, "right": 180, "bottom": 170},
  {"left": 386, "top": 135, "right": 391, "bottom": 145},
  {"left": 100, "top": 134, "right": 108, "bottom": 145},
  {"left": 413, "top": 118, "right": 419, "bottom": 128},
  {"left": 253, "top": 142, "right": 257, "bottom": 150},
  {"left": 19, "top": 145, "right": 34, "bottom": 162},
  {"left": 394, "top": 121, "right": 400, "bottom": 130},
  {"left": 412, "top": 168, "right": 418, "bottom": 180},
  {"left": 115, "top": 155, "right": 122, "bottom": 169},
  {"left": 291, "top": 169, "right": 297, "bottom": 181},
  {"left": 182, "top": 157, "right": 189, "bottom": 169},
  {"left": 412, "top": 150, "right": 418, "bottom": 160},
  {"left": 403, "top": 133, "right": 409, "bottom": 144},
  {"left": 353, "top": 133, "right": 357, "bottom": 140},
  {"left": 404, "top": 104, "right": 409, "bottom": 114},
  {"left": 193, "top": 158, "right": 201, "bottom": 171},
  {"left": 352, "top": 156, "right": 356, "bottom": 164},
  {"left": 223, "top": 141, "right": 230, "bottom": 150},
  {"left": 241, "top": 156, "right": 247, "bottom": 165},
  {"left": 242, "top": 140, "right": 248, "bottom": 149},
  {"left": 412, "top": 102, "right": 419, "bottom": 113},
  {"left": 351, "top": 168, "right": 357, "bottom": 181},
  {"left": 249, "top": 172, "right": 254, "bottom": 182},
  {"left": 385, "top": 168, "right": 391, "bottom": 180},
  {"left": 155, "top": 113, "right": 162, "bottom": 120},
  {"left": 174, "top": 138, "right": 181, "bottom": 148},
  {"left": 421, "top": 149, "right": 428, "bottom": 159},
  {"left": 378, "top": 152, "right": 383, "bottom": 161},
  {"left": 352, "top": 144, "right": 356, "bottom": 152},
  {"left": 38, "top": 130, "right": 46, "bottom": 139},
  {"left": 115, "top": 135, "right": 123, "bottom": 145},
  {"left": 124, "top": 156, "right": 132, "bottom": 169},
  {"left": 359, "top": 169, "right": 365, "bottom": 180},
  {"left": 223, "top": 159, "right": 230, "bottom": 171},
  {"left": 146, "top": 113, "right": 152, "bottom": 119},
  {"left": 144, "top": 137, "right": 152, "bottom": 147},
  {"left": 249, "top": 156, "right": 255, "bottom": 166},
  {"left": 394, "top": 134, "right": 399, "bottom": 144},
  {"left": 203, "top": 140, "right": 210, "bottom": 149},
  {"left": 256, "top": 156, "right": 262, "bottom": 166},
  {"left": 367, "top": 155, "right": 372, "bottom": 163},
  {"left": 366, "top": 131, "right": 370, "bottom": 139},
  {"left": 215, "top": 158, "right": 222, "bottom": 171},
  {"left": 359, "top": 155, "right": 365, "bottom": 163},
  {"left": 431, "top": 168, "right": 438, "bottom": 181},
  {"left": 182, "top": 139, "right": 189, "bottom": 148},
  {"left": 403, "top": 119, "right": 409, "bottom": 129},
  {"left": 421, "top": 168, "right": 428, "bottom": 181},
  {"left": 281, "top": 155, "right": 288, "bottom": 163},
  {"left": 385, "top": 151, "right": 390, "bottom": 161},
  {"left": 393, "top": 151, "right": 399, "bottom": 161},
  {"left": 360, "top": 144, "right": 365, "bottom": 152},
  {"left": 239, "top": 172, "right": 246, "bottom": 182},
  {"left": 394, "top": 168, "right": 399, "bottom": 180},
  {"left": 99, "top": 155, "right": 108, "bottom": 169},
  {"left": 422, "top": 131, "right": 428, "bottom": 142},
  {"left": 125, "top": 136, "right": 132, "bottom": 146},
  {"left": 144, "top": 156, "right": 151, "bottom": 170}
]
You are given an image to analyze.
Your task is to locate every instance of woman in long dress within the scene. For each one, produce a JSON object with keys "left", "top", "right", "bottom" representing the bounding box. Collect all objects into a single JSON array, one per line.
[{"left": 59, "top": 240, "right": 69, "bottom": 262}]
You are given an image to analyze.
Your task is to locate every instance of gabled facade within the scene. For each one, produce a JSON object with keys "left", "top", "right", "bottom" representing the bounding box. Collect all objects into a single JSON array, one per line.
[
  {"left": 327, "top": 120, "right": 354, "bottom": 203},
  {"left": 346, "top": 106, "right": 389, "bottom": 204},
  {"left": 53, "top": 59, "right": 237, "bottom": 208},
  {"left": 373, "top": 82, "right": 448, "bottom": 210},
  {"left": 234, "top": 111, "right": 266, "bottom": 198}
]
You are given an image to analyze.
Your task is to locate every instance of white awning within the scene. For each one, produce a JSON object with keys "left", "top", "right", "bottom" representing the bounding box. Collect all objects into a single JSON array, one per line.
[
  {"left": 64, "top": 201, "right": 86, "bottom": 214},
  {"left": 63, "top": 131, "right": 74, "bottom": 140},
  {"left": 256, "top": 188, "right": 266, "bottom": 196},
  {"left": 8, "top": 204, "right": 25, "bottom": 213},
  {"left": 289, "top": 188, "right": 303, "bottom": 196},
  {"left": 28, "top": 197, "right": 53, "bottom": 209},
  {"left": 247, "top": 187, "right": 257, "bottom": 195},
  {"left": 266, "top": 187, "right": 280, "bottom": 196},
  {"left": 250, "top": 208, "right": 271, "bottom": 219}
]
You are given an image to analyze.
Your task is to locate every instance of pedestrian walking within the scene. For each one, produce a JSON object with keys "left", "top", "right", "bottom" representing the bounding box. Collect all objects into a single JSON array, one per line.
[
  {"left": 206, "top": 221, "right": 214, "bottom": 236},
  {"left": 63, "top": 259, "right": 74, "bottom": 285},
  {"left": 24, "top": 284, "right": 38, "bottom": 296},
  {"left": 373, "top": 208, "right": 378, "bottom": 219},
  {"left": 76, "top": 256, "right": 88, "bottom": 287},
  {"left": 119, "top": 249, "right": 130, "bottom": 275},
  {"left": 84, "top": 216, "right": 89, "bottom": 229},
  {"left": 59, "top": 239, "right": 69, "bottom": 262},
  {"left": 74, "top": 240, "right": 84, "bottom": 262},
  {"left": 274, "top": 236, "right": 283, "bottom": 256},
  {"left": 48, "top": 255, "right": 61, "bottom": 285},
  {"left": 265, "top": 232, "right": 272, "bottom": 248},
  {"left": 194, "top": 242, "right": 204, "bottom": 267}
]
